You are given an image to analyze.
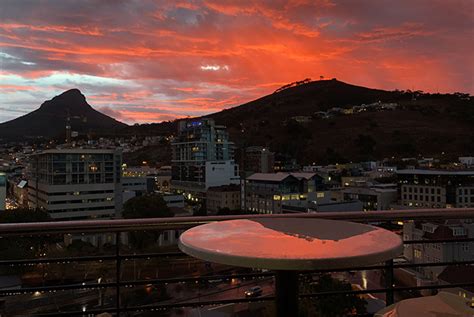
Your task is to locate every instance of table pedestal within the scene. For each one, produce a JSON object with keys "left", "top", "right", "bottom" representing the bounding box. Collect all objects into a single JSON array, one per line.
[{"left": 275, "top": 271, "right": 299, "bottom": 317}]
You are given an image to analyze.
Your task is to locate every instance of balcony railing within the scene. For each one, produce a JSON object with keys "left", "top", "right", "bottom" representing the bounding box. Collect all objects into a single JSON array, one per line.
[{"left": 0, "top": 208, "right": 473, "bottom": 316}]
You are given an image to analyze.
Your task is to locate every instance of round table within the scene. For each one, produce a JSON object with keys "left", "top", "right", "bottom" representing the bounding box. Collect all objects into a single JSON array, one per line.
[{"left": 179, "top": 218, "right": 403, "bottom": 316}]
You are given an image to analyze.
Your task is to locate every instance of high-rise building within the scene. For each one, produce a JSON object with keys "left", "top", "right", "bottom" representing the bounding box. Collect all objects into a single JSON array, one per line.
[
  {"left": 28, "top": 148, "right": 123, "bottom": 220},
  {"left": 171, "top": 118, "right": 239, "bottom": 200},
  {"left": 0, "top": 172, "right": 6, "bottom": 211}
]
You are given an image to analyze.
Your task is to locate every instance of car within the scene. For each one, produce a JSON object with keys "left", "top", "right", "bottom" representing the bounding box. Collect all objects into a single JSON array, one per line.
[{"left": 244, "top": 286, "right": 263, "bottom": 297}]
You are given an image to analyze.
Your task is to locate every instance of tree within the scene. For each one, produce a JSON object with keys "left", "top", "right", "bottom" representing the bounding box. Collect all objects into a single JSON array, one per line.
[
  {"left": 0, "top": 208, "right": 50, "bottom": 223},
  {"left": 0, "top": 208, "right": 52, "bottom": 266},
  {"left": 122, "top": 194, "right": 173, "bottom": 219},
  {"left": 302, "top": 274, "right": 367, "bottom": 317},
  {"left": 193, "top": 203, "right": 207, "bottom": 216},
  {"left": 122, "top": 194, "right": 174, "bottom": 250}
]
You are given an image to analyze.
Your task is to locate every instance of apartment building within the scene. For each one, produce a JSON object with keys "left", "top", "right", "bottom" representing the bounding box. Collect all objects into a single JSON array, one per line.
[
  {"left": 403, "top": 221, "right": 474, "bottom": 280},
  {"left": 28, "top": 148, "right": 123, "bottom": 220}
]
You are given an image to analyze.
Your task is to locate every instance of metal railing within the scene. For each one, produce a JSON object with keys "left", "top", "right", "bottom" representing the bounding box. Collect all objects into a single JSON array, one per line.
[{"left": 0, "top": 208, "right": 473, "bottom": 316}]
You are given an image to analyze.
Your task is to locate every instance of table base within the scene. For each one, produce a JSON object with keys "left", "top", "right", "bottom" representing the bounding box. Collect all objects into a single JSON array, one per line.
[{"left": 275, "top": 271, "right": 299, "bottom": 317}]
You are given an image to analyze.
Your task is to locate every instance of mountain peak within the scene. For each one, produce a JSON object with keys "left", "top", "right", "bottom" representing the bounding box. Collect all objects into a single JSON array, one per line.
[
  {"left": 0, "top": 89, "right": 127, "bottom": 140},
  {"left": 39, "top": 88, "right": 89, "bottom": 112},
  {"left": 60, "top": 88, "right": 84, "bottom": 98}
]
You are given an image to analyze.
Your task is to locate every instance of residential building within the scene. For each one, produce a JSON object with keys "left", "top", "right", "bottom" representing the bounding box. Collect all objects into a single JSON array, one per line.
[
  {"left": 206, "top": 184, "right": 240, "bottom": 214},
  {"left": 0, "top": 172, "right": 6, "bottom": 211},
  {"left": 171, "top": 119, "right": 240, "bottom": 200},
  {"left": 403, "top": 221, "right": 474, "bottom": 280},
  {"left": 27, "top": 148, "right": 123, "bottom": 220},
  {"left": 397, "top": 169, "right": 474, "bottom": 288},
  {"left": 397, "top": 169, "right": 474, "bottom": 208}
]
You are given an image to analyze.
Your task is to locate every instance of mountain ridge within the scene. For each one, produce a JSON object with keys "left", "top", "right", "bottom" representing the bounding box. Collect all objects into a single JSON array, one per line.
[
  {"left": 0, "top": 89, "right": 128, "bottom": 141},
  {"left": 123, "top": 79, "right": 474, "bottom": 165}
]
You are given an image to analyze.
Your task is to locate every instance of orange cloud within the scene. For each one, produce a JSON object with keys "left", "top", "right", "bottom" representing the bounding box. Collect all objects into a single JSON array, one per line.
[{"left": 0, "top": 0, "right": 472, "bottom": 124}]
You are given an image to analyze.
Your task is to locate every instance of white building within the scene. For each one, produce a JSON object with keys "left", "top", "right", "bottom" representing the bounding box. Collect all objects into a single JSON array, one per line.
[
  {"left": 171, "top": 119, "right": 240, "bottom": 200},
  {"left": 28, "top": 148, "right": 123, "bottom": 220},
  {"left": 0, "top": 172, "right": 6, "bottom": 211}
]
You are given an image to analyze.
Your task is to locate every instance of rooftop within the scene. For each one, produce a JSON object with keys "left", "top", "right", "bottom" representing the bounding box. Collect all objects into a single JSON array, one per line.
[{"left": 396, "top": 169, "right": 474, "bottom": 176}]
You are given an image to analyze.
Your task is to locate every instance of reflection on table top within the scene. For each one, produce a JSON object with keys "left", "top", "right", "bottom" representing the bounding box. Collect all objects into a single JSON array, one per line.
[{"left": 179, "top": 218, "right": 403, "bottom": 270}]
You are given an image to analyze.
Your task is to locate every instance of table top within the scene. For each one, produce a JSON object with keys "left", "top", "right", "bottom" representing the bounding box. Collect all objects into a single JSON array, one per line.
[
  {"left": 375, "top": 292, "right": 474, "bottom": 316},
  {"left": 178, "top": 218, "right": 403, "bottom": 270}
]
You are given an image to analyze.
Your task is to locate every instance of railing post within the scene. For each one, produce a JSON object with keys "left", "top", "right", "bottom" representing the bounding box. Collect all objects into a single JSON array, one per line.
[
  {"left": 115, "top": 232, "right": 121, "bottom": 316},
  {"left": 385, "top": 259, "right": 394, "bottom": 306}
]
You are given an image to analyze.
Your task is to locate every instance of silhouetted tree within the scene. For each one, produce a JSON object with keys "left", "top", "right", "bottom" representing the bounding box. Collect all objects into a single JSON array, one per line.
[
  {"left": 122, "top": 194, "right": 172, "bottom": 219},
  {"left": 0, "top": 208, "right": 51, "bottom": 266},
  {"left": 122, "top": 194, "right": 173, "bottom": 249},
  {"left": 301, "top": 274, "right": 367, "bottom": 317}
]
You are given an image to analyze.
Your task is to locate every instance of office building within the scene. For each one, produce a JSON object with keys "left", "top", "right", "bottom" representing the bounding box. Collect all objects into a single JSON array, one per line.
[
  {"left": 242, "top": 172, "right": 324, "bottom": 214},
  {"left": 171, "top": 118, "right": 239, "bottom": 200},
  {"left": 341, "top": 184, "right": 398, "bottom": 211},
  {"left": 397, "top": 169, "right": 474, "bottom": 208},
  {"left": 28, "top": 148, "right": 123, "bottom": 220}
]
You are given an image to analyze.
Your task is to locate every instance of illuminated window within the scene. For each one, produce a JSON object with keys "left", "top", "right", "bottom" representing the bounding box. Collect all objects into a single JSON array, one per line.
[
  {"left": 316, "top": 192, "right": 325, "bottom": 198},
  {"left": 273, "top": 195, "right": 281, "bottom": 201}
]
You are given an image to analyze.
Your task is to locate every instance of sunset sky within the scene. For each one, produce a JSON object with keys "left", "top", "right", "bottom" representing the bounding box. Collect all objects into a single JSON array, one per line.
[{"left": 1, "top": 0, "right": 473, "bottom": 124}]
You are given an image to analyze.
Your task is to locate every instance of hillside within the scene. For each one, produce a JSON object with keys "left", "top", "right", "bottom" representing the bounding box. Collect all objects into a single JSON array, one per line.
[
  {"left": 207, "top": 79, "right": 474, "bottom": 163},
  {"left": 124, "top": 79, "right": 474, "bottom": 165},
  {"left": 0, "top": 89, "right": 128, "bottom": 141}
]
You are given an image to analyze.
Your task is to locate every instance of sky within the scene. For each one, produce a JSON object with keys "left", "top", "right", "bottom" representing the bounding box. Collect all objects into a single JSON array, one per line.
[{"left": 1, "top": 0, "right": 473, "bottom": 124}]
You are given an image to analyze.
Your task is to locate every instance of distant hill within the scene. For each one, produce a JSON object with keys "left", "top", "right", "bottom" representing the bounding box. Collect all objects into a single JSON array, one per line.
[
  {"left": 208, "top": 79, "right": 474, "bottom": 163},
  {"left": 0, "top": 89, "right": 128, "bottom": 141},
  {"left": 124, "top": 79, "right": 474, "bottom": 165}
]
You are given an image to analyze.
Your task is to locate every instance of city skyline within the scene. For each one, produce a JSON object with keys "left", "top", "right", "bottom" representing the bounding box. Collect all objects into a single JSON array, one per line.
[{"left": 1, "top": 0, "right": 473, "bottom": 124}]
